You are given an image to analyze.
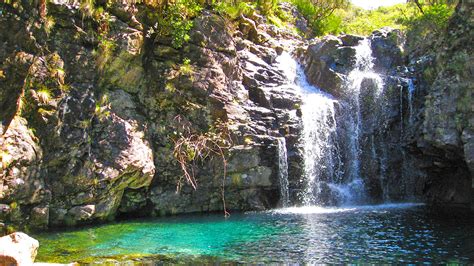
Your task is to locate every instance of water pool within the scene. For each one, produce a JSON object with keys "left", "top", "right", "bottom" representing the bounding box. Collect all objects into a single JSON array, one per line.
[{"left": 33, "top": 203, "right": 474, "bottom": 264}]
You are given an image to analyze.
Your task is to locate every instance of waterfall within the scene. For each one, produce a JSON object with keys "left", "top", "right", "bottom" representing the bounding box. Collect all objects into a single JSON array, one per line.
[
  {"left": 400, "top": 85, "right": 404, "bottom": 137},
  {"left": 276, "top": 52, "right": 342, "bottom": 206},
  {"left": 275, "top": 38, "right": 385, "bottom": 207},
  {"left": 338, "top": 38, "right": 384, "bottom": 204},
  {"left": 407, "top": 79, "right": 416, "bottom": 124},
  {"left": 299, "top": 88, "right": 341, "bottom": 206},
  {"left": 345, "top": 40, "right": 383, "bottom": 176},
  {"left": 400, "top": 78, "right": 416, "bottom": 136},
  {"left": 277, "top": 137, "right": 290, "bottom": 207}
]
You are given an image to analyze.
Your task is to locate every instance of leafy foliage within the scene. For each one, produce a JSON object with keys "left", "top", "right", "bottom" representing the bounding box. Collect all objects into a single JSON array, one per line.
[
  {"left": 336, "top": 4, "right": 415, "bottom": 36},
  {"left": 289, "top": 0, "right": 456, "bottom": 37},
  {"left": 146, "top": 0, "right": 202, "bottom": 49},
  {"left": 179, "top": 58, "right": 194, "bottom": 75},
  {"left": 405, "top": 2, "right": 454, "bottom": 33},
  {"left": 213, "top": 0, "right": 288, "bottom": 27},
  {"left": 288, "top": 0, "right": 349, "bottom": 35},
  {"left": 402, "top": 2, "right": 455, "bottom": 54},
  {"left": 214, "top": 1, "right": 256, "bottom": 19}
]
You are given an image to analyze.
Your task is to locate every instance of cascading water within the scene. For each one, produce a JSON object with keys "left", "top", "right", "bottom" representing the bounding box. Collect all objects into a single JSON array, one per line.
[
  {"left": 277, "top": 137, "right": 290, "bottom": 207},
  {"left": 299, "top": 83, "right": 341, "bottom": 206},
  {"left": 334, "top": 38, "right": 384, "bottom": 205},
  {"left": 407, "top": 78, "right": 416, "bottom": 124},
  {"left": 276, "top": 52, "right": 343, "bottom": 206},
  {"left": 275, "top": 38, "right": 386, "bottom": 206}
]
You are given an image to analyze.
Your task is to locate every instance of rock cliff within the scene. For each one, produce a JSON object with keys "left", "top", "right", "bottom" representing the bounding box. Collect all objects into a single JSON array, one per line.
[
  {"left": 404, "top": 1, "right": 473, "bottom": 209},
  {"left": 0, "top": 1, "right": 302, "bottom": 231}
]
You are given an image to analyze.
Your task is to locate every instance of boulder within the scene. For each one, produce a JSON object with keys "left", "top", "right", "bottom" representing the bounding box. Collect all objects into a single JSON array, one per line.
[
  {"left": 0, "top": 117, "right": 44, "bottom": 205},
  {"left": 190, "top": 12, "right": 236, "bottom": 55},
  {"left": 45, "top": 89, "right": 155, "bottom": 225},
  {"left": 340, "top": 34, "right": 364, "bottom": 46},
  {"left": 302, "top": 36, "right": 347, "bottom": 97},
  {"left": 0, "top": 232, "right": 39, "bottom": 265},
  {"left": 238, "top": 16, "right": 260, "bottom": 44},
  {"left": 369, "top": 27, "right": 405, "bottom": 74}
]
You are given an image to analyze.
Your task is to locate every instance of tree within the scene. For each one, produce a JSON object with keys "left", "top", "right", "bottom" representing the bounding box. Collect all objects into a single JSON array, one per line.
[
  {"left": 309, "top": 0, "right": 349, "bottom": 20},
  {"left": 407, "top": 0, "right": 458, "bottom": 14}
]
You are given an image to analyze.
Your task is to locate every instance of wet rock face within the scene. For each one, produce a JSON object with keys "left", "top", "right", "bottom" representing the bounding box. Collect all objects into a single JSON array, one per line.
[
  {"left": 301, "top": 35, "right": 347, "bottom": 97},
  {"left": 301, "top": 29, "right": 404, "bottom": 97},
  {"left": 369, "top": 27, "right": 405, "bottom": 74},
  {"left": 143, "top": 11, "right": 303, "bottom": 215}
]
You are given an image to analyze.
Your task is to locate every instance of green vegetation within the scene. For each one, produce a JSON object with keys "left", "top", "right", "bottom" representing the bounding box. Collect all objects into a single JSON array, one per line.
[
  {"left": 172, "top": 116, "right": 232, "bottom": 215},
  {"left": 289, "top": 0, "right": 456, "bottom": 37},
  {"left": 179, "top": 58, "right": 194, "bottom": 76},
  {"left": 94, "top": 93, "right": 111, "bottom": 122},
  {"left": 214, "top": 1, "right": 256, "bottom": 19},
  {"left": 213, "top": 0, "right": 281, "bottom": 18},
  {"left": 145, "top": 0, "right": 202, "bottom": 49},
  {"left": 403, "top": 2, "right": 455, "bottom": 47},
  {"left": 213, "top": 0, "right": 290, "bottom": 29},
  {"left": 334, "top": 5, "right": 411, "bottom": 35},
  {"left": 288, "top": 0, "right": 349, "bottom": 36},
  {"left": 1, "top": 0, "right": 457, "bottom": 42}
]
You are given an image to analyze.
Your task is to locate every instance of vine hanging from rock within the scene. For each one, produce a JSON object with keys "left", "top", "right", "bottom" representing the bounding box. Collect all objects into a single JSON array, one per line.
[{"left": 171, "top": 115, "right": 233, "bottom": 216}]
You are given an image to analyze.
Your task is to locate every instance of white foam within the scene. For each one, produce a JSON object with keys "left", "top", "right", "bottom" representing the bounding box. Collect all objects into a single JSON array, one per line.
[{"left": 271, "top": 203, "right": 424, "bottom": 215}]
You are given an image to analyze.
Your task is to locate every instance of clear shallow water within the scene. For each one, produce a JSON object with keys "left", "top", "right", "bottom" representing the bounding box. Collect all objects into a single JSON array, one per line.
[{"left": 34, "top": 204, "right": 474, "bottom": 264}]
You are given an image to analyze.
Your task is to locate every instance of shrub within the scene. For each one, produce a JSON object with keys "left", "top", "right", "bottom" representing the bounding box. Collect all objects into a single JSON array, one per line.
[
  {"left": 338, "top": 4, "right": 416, "bottom": 36},
  {"left": 405, "top": 3, "right": 454, "bottom": 33},
  {"left": 288, "top": 0, "right": 349, "bottom": 36},
  {"left": 146, "top": 0, "right": 202, "bottom": 49},
  {"left": 214, "top": 1, "right": 256, "bottom": 20}
]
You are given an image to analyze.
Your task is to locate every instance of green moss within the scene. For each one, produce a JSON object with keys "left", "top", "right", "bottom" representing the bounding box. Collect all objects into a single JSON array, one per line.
[
  {"left": 214, "top": 1, "right": 256, "bottom": 20},
  {"left": 9, "top": 202, "right": 17, "bottom": 209},
  {"left": 268, "top": 14, "right": 284, "bottom": 28},
  {"left": 423, "top": 66, "right": 436, "bottom": 84},
  {"left": 179, "top": 58, "right": 194, "bottom": 76},
  {"left": 231, "top": 173, "right": 242, "bottom": 186},
  {"left": 95, "top": 37, "right": 117, "bottom": 71},
  {"left": 6, "top": 225, "right": 17, "bottom": 234},
  {"left": 446, "top": 51, "right": 468, "bottom": 73},
  {"left": 456, "top": 90, "right": 471, "bottom": 114}
]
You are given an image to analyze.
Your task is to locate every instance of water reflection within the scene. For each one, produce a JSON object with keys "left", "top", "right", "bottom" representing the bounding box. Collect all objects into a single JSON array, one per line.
[{"left": 35, "top": 204, "right": 474, "bottom": 264}]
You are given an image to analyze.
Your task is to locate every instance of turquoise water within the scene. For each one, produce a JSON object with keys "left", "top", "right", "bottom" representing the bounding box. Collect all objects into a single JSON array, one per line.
[{"left": 34, "top": 203, "right": 474, "bottom": 264}]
